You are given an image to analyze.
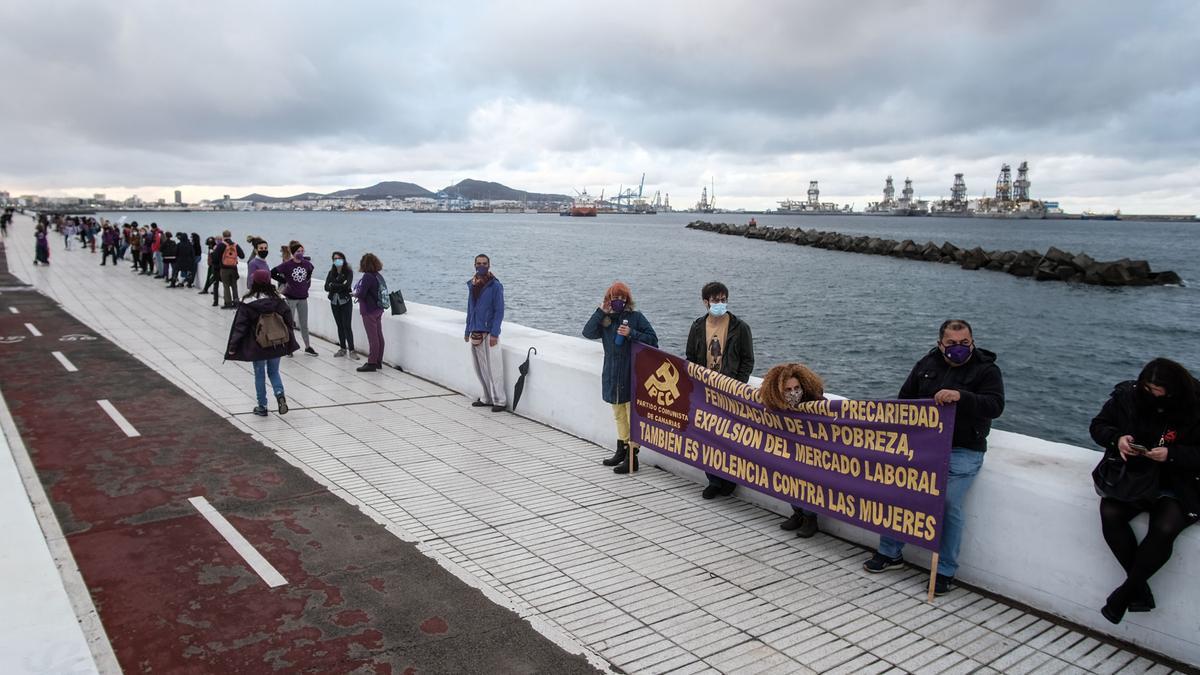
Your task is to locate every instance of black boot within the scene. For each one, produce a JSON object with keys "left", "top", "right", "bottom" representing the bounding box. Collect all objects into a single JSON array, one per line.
[
  {"left": 603, "top": 440, "right": 628, "bottom": 467},
  {"left": 1129, "top": 582, "right": 1155, "bottom": 613},
  {"left": 613, "top": 447, "right": 638, "bottom": 474},
  {"left": 780, "top": 511, "right": 804, "bottom": 531},
  {"left": 1101, "top": 582, "right": 1134, "bottom": 624}
]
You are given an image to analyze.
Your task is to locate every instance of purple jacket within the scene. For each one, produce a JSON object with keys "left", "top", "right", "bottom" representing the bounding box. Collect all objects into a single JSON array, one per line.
[
  {"left": 354, "top": 272, "right": 386, "bottom": 316},
  {"left": 247, "top": 256, "right": 269, "bottom": 291},
  {"left": 271, "top": 257, "right": 314, "bottom": 300},
  {"left": 224, "top": 295, "right": 300, "bottom": 361},
  {"left": 102, "top": 229, "right": 118, "bottom": 246}
]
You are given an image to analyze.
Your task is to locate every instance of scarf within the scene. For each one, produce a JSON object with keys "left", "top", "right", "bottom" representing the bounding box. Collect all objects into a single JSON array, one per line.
[{"left": 471, "top": 272, "right": 495, "bottom": 301}]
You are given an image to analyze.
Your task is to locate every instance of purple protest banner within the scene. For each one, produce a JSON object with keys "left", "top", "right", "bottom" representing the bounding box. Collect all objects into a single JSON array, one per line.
[{"left": 630, "top": 343, "right": 955, "bottom": 550}]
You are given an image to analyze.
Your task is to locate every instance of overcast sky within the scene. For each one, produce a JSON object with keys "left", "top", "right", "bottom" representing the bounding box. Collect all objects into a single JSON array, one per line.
[{"left": 2, "top": 0, "right": 1198, "bottom": 212}]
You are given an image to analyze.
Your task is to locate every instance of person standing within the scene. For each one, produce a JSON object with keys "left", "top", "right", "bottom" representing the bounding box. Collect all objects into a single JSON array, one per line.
[
  {"left": 160, "top": 230, "right": 178, "bottom": 285},
  {"left": 100, "top": 224, "right": 118, "bottom": 266},
  {"left": 464, "top": 254, "right": 506, "bottom": 412},
  {"left": 200, "top": 236, "right": 218, "bottom": 302},
  {"left": 246, "top": 237, "right": 270, "bottom": 292},
  {"left": 128, "top": 225, "right": 142, "bottom": 271},
  {"left": 225, "top": 269, "right": 299, "bottom": 416},
  {"left": 582, "top": 281, "right": 659, "bottom": 473},
  {"left": 685, "top": 281, "right": 755, "bottom": 499},
  {"left": 33, "top": 225, "right": 50, "bottom": 265},
  {"left": 863, "top": 319, "right": 1005, "bottom": 596},
  {"left": 762, "top": 363, "right": 827, "bottom": 538},
  {"left": 213, "top": 229, "right": 244, "bottom": 309},
  {"left": 1090, "top": 358, "right": 1199, "bottom": 624},
  {"left": 271, "top": 241, "right": 317, "bottom": 356},
  {"left": 324, "top": 250, "right": 358, "bottom": 359},
  {"left": 189, "top": 233, "right": 202, "bottom": 272},
  {"left": 174, "top": 232, "right": 196, "bottom": 287},
  {"left": 150, "top": 223, "right": 163, "bottom": 277},
  {"left": 353, "top": 253, "right": 387, "bottom": 372}
]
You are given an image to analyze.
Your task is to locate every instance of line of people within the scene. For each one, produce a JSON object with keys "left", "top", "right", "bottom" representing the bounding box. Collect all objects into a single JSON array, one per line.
[
  {"left": 584, "top": 278, "right": 1196, "bottom": 615},
  {"left": 31, "top": 213, "right": 1198, "bottom": 620}
]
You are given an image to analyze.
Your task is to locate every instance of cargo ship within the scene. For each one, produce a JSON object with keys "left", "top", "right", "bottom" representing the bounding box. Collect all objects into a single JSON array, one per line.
[{"left": 563, "top": 189, "right": 598, "bottom": 217}]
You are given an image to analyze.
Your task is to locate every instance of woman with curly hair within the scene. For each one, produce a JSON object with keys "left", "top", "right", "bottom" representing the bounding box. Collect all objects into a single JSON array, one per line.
[
  {"left": 761, "top": 362, "right": 827, "bottom": 538},
  {"left": 583, "top": 281, "right": 659, "bottom": 474}
]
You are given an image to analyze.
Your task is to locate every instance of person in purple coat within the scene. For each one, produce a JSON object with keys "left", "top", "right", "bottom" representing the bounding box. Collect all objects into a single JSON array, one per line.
[
  {"left": 353, "top": 253, "right": 387, "bottom": 372},
  {"left": 225, "top": 269, "right": 300, "bottom": 416},
  {"left": 100, "top": 224, "right": 119, "bottom": 266},
  {"left": 271, "top": 241, "right": 317, "bottom": 356},
  {"left": 246, "top": 237, "right": 270, "bottom": 292}
]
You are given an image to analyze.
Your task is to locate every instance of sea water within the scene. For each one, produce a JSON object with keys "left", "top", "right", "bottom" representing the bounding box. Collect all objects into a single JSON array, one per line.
[{"left": 102, "top": 210, "right": 1199, "bottom": 449}]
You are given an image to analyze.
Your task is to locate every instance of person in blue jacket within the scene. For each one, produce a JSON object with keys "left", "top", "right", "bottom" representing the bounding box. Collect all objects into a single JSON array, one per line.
[
  {"left": 465, "top": 254, "right": 507, "bottom": 411},
  {"left": 583, "top": 281, "right": 659, "bottom": 474}
]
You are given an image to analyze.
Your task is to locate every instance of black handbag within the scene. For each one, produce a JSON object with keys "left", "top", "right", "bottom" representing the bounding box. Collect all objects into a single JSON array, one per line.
[
  {"left": 389, "top": 289, "right": 407, "bottom": 316},
  {"left": 1092, "top": 450, "right": 1160, "bottom": 502}
]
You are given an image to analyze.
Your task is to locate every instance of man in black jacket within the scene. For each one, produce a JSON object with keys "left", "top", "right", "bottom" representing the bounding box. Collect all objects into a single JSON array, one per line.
[
  {"left": 685, "top": 281, "right": 755, "bottom": 499},
  {"left": 863, "top": 319, "right": 1005, "bottom": 596}
]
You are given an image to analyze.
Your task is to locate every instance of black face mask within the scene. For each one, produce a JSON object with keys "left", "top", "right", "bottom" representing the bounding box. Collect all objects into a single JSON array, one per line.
[
  {"left": 257, "top": 250, "right": 268, "bottom": 258},
  {"left": 1135, "top": 386, "right": 1171, "bottom": 414}
]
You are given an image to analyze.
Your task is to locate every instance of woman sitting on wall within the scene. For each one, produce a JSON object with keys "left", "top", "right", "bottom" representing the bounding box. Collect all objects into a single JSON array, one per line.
[
  {"left": 1090, "top": 357, "right": 1200, "bottom": 624},
  {"left": 761, "top": 363, "right": 827, "bottom": 538}
]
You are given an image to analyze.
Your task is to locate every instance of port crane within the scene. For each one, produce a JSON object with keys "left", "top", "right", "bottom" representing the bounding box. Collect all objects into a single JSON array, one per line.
[{"left": 613, "top": 173, "right": 647, "bottom": 213}]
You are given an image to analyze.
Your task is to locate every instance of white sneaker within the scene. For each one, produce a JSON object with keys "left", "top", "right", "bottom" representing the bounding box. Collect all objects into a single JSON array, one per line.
[{"left": 348, "top": 351, "right": 361, "bottom": 360}]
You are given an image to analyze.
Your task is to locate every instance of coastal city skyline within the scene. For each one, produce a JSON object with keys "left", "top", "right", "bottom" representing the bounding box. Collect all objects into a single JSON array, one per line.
[{"left": 3, "top": 1, "right": 1199, "bottom": 213}]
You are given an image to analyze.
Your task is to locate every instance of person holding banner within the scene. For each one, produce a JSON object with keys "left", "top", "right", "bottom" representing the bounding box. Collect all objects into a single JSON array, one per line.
[
  {"left": 583, "top": 281, "right": 659, "bottom": 474},
  {"left": 762, "top": 363, "right": 828, "bottom": 538},
  {"left": 685, "top": 281, "right": 755, "bottom": 499},
  {"left": 863, "top": 319, "right": 1004, "bottom": 596},
  {"left": 1090, "top": 358, "right": 1199, "bottom": 624}
]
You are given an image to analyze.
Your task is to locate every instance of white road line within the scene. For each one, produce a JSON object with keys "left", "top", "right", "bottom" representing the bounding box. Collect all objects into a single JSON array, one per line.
[
  {"left": 7, "top": 306, "right": 17, "bottom": 314},
  {"left": 96, "top": 399, "right": 140, "bottom": 437},
  {"left": 188, "top": 496, "right": 288, "bottom": 588},
  {"left": 24, "top": 323, "right": 41, "bottom": 337},
  {"left": 51, "top": 351, "right": 78, "bottom": 373}
]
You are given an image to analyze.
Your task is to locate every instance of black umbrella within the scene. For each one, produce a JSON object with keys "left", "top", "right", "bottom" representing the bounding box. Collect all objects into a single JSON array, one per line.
[{"left": 511, "top": 347, "right": 537, "bottom": 411}]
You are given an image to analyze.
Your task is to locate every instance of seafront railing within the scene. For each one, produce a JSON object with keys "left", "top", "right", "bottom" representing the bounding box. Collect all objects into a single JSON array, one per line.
[{"left": 282, "top": 266, "right": 1199, "bottom": 666}]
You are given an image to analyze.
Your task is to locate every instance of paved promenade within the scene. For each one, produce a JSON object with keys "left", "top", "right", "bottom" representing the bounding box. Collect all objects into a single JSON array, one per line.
[{"left": 2, "top": 218, "right": 1192, "bottom": 674}]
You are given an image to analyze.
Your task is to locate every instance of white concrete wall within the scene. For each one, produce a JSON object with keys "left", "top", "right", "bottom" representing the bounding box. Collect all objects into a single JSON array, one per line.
[{"left": 299, "top": 280, "right": 1199, "bottom": 666}]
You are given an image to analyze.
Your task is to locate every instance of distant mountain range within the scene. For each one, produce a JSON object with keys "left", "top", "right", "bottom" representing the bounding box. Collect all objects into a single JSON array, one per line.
[{"left": 237, "top": 179, "right": 570, "bottom": 203}]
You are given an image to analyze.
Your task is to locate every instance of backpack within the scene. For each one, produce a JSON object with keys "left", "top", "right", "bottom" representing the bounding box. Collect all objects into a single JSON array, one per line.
[
  {"left": 221, "top": 241, "right": 239, "bottom": 267},
  {"left": 254, "top": 311, "right": 290, "bottom": 348},
  {"left": 376, "top": 274, "right": 391, "bottom": 310}
]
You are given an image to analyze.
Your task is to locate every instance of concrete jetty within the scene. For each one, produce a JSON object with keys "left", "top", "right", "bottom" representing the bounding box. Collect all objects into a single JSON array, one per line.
[{"left": 1, "top": 215, "right": 1196, "bottom": 673}]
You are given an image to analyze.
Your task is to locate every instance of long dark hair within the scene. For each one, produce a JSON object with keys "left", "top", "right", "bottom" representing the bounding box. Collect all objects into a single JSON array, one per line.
[
  {"left": 1138, "top": 358, "right": 1198, "bottom": 415},
  {"left": 244, "top": 277, "right": 280, "bottom": 299},
  {"left": 330, "top": 250, "right": 350, "bottom": 278}
]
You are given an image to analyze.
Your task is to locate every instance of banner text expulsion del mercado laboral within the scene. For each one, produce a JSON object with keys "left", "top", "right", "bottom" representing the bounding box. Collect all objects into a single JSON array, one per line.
[{"left": 630, "top": 344, "right": 956, "bottom": 550}]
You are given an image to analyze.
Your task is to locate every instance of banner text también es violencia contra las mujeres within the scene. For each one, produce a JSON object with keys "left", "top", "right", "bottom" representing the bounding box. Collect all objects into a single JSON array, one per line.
[{"left": 630, "top": 343, "right": 955, "bottom": 549}]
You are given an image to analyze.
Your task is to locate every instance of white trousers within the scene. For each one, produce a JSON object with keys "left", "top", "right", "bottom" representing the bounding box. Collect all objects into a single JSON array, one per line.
[{"left": 471, "top": 340, "right": 507, "bottom": 406}]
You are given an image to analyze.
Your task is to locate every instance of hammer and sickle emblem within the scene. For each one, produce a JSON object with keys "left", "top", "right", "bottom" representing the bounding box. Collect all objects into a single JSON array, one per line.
[{"left": 644, "top": 361, "right": 681, "bottom": 406}]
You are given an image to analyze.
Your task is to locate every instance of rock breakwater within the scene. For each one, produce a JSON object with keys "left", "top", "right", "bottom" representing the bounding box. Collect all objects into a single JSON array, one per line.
[{"left": 687, "top": 221, "right": 1184, "bottom": 287}]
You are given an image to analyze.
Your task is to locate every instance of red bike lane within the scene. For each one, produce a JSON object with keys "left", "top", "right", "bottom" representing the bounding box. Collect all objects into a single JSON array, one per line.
[{"left": 0, "top": 246, "right": 601, "bottom": 674}]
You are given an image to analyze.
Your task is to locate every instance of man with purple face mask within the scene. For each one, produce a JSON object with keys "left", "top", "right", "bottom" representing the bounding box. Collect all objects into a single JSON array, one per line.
[{"left": 863, "top": 319, "right": 1005, "bottom": 596}]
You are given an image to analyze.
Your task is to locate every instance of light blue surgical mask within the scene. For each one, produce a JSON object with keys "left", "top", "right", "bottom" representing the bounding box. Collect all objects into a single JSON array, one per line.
[
  {"left": 708, "top": 302, "right": 728, "bottom": 317},
  {"left": 333, "top": 258, "right": 344, "bottom": 267}
]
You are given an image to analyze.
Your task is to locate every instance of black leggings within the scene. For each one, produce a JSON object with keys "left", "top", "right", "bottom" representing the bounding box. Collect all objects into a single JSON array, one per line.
[
  {"left": 1100, "top": 497, "right": 1195, "bottom": 586},
  {"left": 332, "top": 301, "right": 355, "bottom": 350}
]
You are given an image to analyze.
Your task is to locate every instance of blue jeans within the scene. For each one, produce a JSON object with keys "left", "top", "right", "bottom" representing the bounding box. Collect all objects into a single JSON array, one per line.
[
  {"left": 878, "top": 447, "right": 984, "bottom": 577},
  {"left": 252, "top": 358, "right": 284, "bottom": 409}
]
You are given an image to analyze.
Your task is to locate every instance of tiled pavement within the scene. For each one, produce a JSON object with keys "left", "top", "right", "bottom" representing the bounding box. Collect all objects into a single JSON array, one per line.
[{"left": 2, "top": 220, "right": 1189, "bottom": 675}]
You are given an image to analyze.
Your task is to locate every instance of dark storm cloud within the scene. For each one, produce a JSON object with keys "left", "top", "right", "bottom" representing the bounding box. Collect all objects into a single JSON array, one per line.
[{"left": 0, "top": 0, "right": 1197, "bottom": 208}]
